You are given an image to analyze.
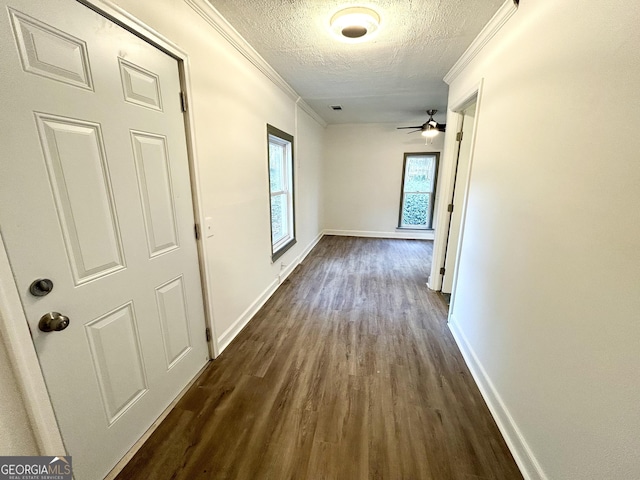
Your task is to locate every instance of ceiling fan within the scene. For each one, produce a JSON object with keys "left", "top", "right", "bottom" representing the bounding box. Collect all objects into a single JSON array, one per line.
[{"left": 397, "top": 109, "right": 446, "bottom": 138}]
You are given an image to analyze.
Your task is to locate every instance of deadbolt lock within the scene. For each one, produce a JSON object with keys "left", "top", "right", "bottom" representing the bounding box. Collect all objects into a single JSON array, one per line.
[{"left": 30, "top": 278, "right": 54, "bottom": 297}]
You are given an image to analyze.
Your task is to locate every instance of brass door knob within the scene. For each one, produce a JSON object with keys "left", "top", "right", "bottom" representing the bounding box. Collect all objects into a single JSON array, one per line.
[{"left": 38, "top": 312, "right": 70, "bottom": 332}]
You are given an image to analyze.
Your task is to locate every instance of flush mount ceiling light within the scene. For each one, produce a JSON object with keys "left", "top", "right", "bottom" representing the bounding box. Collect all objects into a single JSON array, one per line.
[{"left": 330, "top": 7, "right": 380, "bottom": 42}]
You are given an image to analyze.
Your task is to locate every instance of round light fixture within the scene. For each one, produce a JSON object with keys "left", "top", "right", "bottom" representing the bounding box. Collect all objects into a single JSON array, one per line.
[
  {"left": 422, "top": 128, "right": 439, "bottom": 138},
  {"left": 330, "top": 7, "right": 380, "bottom": 42}
]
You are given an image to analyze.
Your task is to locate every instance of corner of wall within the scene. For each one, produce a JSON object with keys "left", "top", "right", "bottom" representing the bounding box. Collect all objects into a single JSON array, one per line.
[{"left": 215, "top": 231, "right": 324, "bottom": 354}]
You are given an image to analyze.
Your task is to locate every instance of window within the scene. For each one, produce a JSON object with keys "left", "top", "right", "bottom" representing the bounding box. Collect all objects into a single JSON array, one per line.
[
  {"left": 398, "top": 153, "right": 439, "bottom": 229},
  {"left": 267, "top": 124, "right": 296, "bottom": 260}
]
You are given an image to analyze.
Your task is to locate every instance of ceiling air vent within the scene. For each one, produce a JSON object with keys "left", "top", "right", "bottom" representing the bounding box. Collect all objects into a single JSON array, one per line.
[{"left": 330, "top": 105, "right": 343, "bottom": 111}]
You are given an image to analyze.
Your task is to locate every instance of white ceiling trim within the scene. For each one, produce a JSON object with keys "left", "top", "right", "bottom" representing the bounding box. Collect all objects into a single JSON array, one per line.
[
  {"left": 184, "top": 0, "right": 327, "bottom": 128},
  {"left": 444, "top": 0, "right": 518, "bottom": 85},
  {"left": 184, "top": 0, "right": 297, "bottom": 98},
  {"left": 295, "top": 98, "right": 328, "bottom": 128}
]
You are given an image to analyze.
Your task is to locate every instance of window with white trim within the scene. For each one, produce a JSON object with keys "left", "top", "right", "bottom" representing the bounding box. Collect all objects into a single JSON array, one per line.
[
  {"left": 398, "top": 153, "right": 439, "bottom": 229},
  {"left": 267, "top": 125, "right": 295, "bottom": 260}
]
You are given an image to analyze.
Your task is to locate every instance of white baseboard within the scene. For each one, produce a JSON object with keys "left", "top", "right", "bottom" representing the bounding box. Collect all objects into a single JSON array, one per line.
[
  {"left": 448, "top": 316, "right": 547, "bottom": 480},
  {"left": 216, "top": 277, "right": 279, "bottom": 354},
  {"left": 323, "top": 229, "right": 434, "bottom": 240},
  {"left": 278, "top": 230, "right": 323, "bottom": 283},
  {"left": 216, "top": 231, "right": 324, "bottom": 354},
  {"left": 299, "top": 231, "right": 324, "bottom": 263}
]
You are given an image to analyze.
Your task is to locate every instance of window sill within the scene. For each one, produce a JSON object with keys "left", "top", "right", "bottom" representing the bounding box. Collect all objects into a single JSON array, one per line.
[
  {"left": 272, "top": 238, "right": 296, "bottom": 262},
  {"left": 396, "top": 227, "right": 433, "bottom": 232}
]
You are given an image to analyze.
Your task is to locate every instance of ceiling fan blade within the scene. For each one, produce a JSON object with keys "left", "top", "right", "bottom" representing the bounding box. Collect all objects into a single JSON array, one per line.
[
  {"left": 437, "top": 123, "right": 446, "bottom": 132},
  {"left": 396, "top": 126, "right": 423, "bottom": 130},
  {"left": 406, "top": 129, "right": 422, "bottom": 134}
]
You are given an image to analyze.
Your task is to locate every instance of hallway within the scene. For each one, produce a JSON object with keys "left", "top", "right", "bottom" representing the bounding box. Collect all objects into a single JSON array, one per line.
[{"left": 115, "top": 236, "right": 522, "bottom": 479}]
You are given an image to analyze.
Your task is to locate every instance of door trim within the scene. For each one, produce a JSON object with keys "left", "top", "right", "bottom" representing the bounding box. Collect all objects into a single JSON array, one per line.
[
  {"left": 429, "top": 79, "right": 484, "bottom": 296},
  {"left": 0, "top": 233, "right": 65, "bottom": 454},
  {"left": 0, "top": 0, "right": 218, "bottom": 456}
]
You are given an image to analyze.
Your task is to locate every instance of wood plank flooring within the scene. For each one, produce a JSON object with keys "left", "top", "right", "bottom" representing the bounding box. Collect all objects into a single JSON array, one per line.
[{"left": 116, "top": 236, "right": 522, "bottom": 480}]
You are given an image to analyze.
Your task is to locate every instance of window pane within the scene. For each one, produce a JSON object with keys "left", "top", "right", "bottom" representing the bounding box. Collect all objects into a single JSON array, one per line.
[
  {"left": 267, "top": 125, "right": 295, "bottom": 258},
  {"left": 271, "top": 193, "right": 288, "bottom": 244},
  {"left": 401, "top": 193, "right": 430, "bottom": 226},
  {"left": 269, "top": 142, "right": 284, "bottom": 192},
  {"left": 404, "top": 156, "right": 434, "bottom": 193}
]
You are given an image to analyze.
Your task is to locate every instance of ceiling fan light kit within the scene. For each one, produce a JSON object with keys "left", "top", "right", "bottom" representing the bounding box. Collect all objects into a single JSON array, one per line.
[
  {"left": 397, "top": 109, "right": 447, "bottom": 143},
  {"left": 422, "top": 128, "right": 439, "bottom": 138},
  {"left": 330, "top": 7, "right": 380, "bottom": 42}
]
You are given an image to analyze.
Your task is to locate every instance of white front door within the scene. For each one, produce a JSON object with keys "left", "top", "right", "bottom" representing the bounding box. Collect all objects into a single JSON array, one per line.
[{"left": 0, "top": 1, "right": 210, "bottom": 478}]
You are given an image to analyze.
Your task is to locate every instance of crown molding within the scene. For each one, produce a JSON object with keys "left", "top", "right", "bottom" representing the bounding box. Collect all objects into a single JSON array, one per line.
[
  {"left": 184, "top": 0, "right": 296, "bottom": 99},
  {"left": 296, "top": 98, "right": 328, "bottom": 128},
  {"left": 184, "top": 0, "right": 327, "bottom": 128},
  {"left": 444, "top": 0, "right": 518, "bottom": 85}
]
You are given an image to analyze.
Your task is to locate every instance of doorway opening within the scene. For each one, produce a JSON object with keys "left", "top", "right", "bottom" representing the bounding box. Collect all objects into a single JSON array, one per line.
[
  {"left": 441, "top": 100, "right": 477, "bottom": 295},
  {"left": 429, "top": 81, "right": 483, "bottom": 309}
]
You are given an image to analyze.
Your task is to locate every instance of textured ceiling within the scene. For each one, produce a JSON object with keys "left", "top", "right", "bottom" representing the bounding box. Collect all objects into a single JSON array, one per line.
[{"left": 207, "top": 0, "right": 504, "bottom": 125}]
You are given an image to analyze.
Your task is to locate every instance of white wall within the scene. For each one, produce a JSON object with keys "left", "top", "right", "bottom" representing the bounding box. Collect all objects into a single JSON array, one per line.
[
  {"left": 107, "top": 0, "right": 325, "bottom": 349},
  {"left": 445, "top": 1, "right": 640, "bottom": 479},
  {"left": 324, "top": 123, "right": 444, "bottom": 239},
  {"left": 295, "top": 105, "right": 325, "bottom": 253},
  {"left": 0, "top": 333, "right": 38, "bottom": 455}
]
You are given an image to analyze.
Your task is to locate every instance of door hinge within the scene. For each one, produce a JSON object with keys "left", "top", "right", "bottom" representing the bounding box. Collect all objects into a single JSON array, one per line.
[
  {"left": 205, "top": 327, "right": 211, "bottom": 342},
  {"left": 194, "top": 223, "right": 200, "bottom": 240},
  {"left": 447, "top": 204, "right": 454, "bottom": 213},
  {"left": 180, "top": 91, "right": 188, "bottom": 112},
  {"left": 456, "top": 131, "right": 464, "bottom": 142},
  {"left": 440, "top": 267, "right": 446, "bottom": 275}
]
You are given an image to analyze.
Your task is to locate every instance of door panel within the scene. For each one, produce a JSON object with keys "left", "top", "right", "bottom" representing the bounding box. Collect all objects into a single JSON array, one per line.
[
  {"left": 9, "top": 8, "right": 94, "bottom": 90},
  {"left": 131, "top": 131, "right": 180, "bottom": 257},
  {"left": 35, "top": 113, "right": 126, "bottom": 283},
  {"left": 118, "top": 58, "right": 163, "bottom": 111},
  {"left": 155, "top": 276, "right": 192, "bottom": 369},
  {"left": 85, "top": 302, "right": 148, "bottom": 425},
  {"left": 0, "top": 1, "right": 209, "bottom": 478}
]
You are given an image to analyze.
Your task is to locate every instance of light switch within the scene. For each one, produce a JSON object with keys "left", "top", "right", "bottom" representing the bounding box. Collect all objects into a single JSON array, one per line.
[{"left": 205, "top": 216, "right": 214, "bottom": 237}]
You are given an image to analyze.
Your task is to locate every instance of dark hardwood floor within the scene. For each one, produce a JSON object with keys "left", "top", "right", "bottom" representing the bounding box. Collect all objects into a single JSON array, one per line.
[{"left": 116, "top": 236, "right": 522, "bottom": 480}]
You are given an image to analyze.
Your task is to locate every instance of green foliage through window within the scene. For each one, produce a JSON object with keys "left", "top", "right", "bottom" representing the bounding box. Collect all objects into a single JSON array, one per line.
[{"left": 402, "top": 193, "right": 429, "bottom": 226}]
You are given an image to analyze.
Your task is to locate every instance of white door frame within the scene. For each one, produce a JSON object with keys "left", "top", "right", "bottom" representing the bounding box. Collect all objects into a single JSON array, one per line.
[
  {"left": 429, "top": 79, "right": 484, "bottom": 300},
  {"left": 0, "top": 0, "right": 218, "bottom": 456}
]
